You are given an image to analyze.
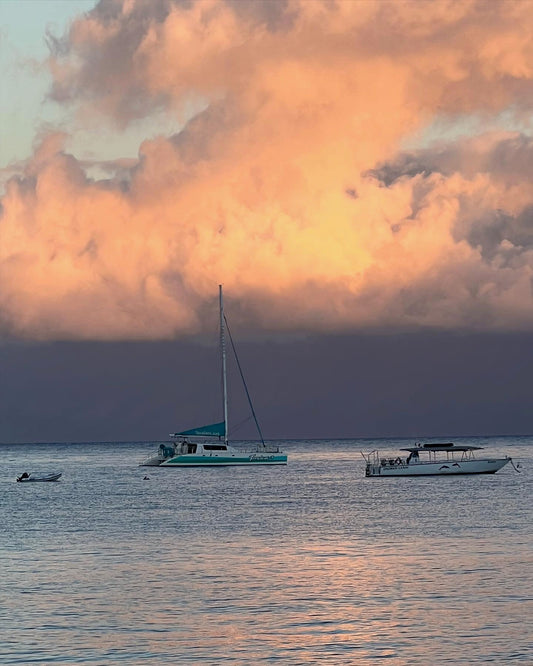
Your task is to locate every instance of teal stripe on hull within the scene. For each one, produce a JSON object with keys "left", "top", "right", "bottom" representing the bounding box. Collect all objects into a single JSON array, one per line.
[{"left": 162, "top": 454, "right": 287, "bottom": 466}]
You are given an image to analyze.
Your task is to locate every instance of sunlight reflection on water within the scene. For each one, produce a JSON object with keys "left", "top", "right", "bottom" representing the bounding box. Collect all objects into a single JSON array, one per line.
[{"left": 0, "top": 437, "right": 531, "bottom": 664}]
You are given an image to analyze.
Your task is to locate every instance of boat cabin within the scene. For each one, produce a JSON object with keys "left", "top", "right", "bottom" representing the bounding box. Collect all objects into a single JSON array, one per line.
[
  {"left": 373, "top": 443, "right": 483, "bottom": 468},
  {"left": 169, "top": 439, "right": 229, "bottom": 456}
]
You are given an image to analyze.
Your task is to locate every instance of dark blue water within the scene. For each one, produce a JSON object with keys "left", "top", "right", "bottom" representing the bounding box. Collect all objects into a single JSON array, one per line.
[{"left": 1, "top": 437, "right": 531, "bottom": 664}]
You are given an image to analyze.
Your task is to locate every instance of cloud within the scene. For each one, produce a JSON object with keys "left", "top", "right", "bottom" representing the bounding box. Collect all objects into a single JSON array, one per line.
[{"left": 1, "top": 0, "right": 533, "bottom": 339}]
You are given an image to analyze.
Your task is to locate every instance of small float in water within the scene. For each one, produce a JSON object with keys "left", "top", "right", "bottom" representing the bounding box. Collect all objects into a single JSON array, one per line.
[{"left": 16, "top": 472, "right": 62, "bottom": 482}]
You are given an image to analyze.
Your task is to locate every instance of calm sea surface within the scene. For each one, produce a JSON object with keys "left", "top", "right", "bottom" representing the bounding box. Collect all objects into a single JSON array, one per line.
[{"left": 0, "top": 436, "right": 531, "bottom": 665}]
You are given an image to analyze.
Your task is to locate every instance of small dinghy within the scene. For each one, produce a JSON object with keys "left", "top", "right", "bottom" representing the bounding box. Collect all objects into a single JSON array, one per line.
[{"left": 16, "top": 472, "right": 62, "bottom": 482}]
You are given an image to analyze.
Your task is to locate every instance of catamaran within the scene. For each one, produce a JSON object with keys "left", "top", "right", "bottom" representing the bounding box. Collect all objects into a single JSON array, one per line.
[
  {"left": 362, "top": 442, "right": 511, "bottom": 477},
  {"left": 141, "top": 286, "right": 287, "bottom": 467}
]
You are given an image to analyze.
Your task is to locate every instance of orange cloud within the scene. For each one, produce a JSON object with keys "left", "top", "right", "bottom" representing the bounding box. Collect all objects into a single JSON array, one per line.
[{"left": 1, "top": 0, "right": 533, "bottom": 339}]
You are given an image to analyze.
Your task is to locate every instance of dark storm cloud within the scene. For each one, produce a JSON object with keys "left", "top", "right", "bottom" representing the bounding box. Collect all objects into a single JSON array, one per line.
[{"left": 1, "top": 332, "right": 532, "bottom": 443}]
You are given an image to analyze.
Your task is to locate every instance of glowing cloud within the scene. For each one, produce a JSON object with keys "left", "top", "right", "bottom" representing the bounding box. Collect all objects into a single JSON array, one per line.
[{"left": 1, "top": 0, "right": 533, "bottom": 339}]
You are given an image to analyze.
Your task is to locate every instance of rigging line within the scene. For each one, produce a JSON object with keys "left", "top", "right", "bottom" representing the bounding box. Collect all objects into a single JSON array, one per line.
[
  {"left": 224, "top": 315, "right": 265, "bottom": 448},
  {"left": 231, "top": 415, "right": 254, "bottom": 436}
]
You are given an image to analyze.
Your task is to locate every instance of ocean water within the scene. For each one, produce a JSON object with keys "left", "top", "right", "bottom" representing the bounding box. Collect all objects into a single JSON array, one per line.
[{"left": 0, "top": 436, "right": 531, "bottom": 665}]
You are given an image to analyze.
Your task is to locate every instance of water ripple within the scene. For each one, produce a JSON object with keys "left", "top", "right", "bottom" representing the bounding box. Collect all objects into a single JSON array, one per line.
[{"left": 0, "top": 437, "right": 531, "bottom": 664}]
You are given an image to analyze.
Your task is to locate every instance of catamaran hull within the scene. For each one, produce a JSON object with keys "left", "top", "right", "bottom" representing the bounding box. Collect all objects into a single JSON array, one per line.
[
  {"left": 161, "top": 454, "right": 287, "bottom": 467},
  {"left": 140, "top": 456, "right": 166, "bottom": 466},
  {"left": 366, "top": 458, "right": 510, "bottom": 477}
]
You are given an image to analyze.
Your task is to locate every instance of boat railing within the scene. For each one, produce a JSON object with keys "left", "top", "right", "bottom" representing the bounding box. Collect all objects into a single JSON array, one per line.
[
  {"left": 363, "top": 447, "right": 486, "bottom": 467},
  {"left": 380, "top": 457, "right": 407, "bottom": 467},
  {"left": 241, "top": 444, "right": 281, "bottom": 453},
  {"left": 362, "top": 450, "right": 406, "bottom": 466},
  {"left": 263, "top": 445, "right": 281, "bottom": 453}
]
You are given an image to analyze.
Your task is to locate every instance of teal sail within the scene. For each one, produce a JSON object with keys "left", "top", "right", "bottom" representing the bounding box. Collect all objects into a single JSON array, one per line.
[{"left": 171, "top": 421, "right": 226, "bottom": 438}]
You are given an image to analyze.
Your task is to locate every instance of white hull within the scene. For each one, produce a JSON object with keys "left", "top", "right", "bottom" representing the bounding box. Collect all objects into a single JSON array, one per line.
[
  {"left": 161, "top": 445, "right": 287, "bottom": 466},
  {"left": 161, "top": 457, "right": 287, "bottom": 467},
  {"left": 141, "top": 444, "right": 287, "bottom": 467},
  {"left": 366, "top": 457, "right": 510, "bottom": 477},
  {"left": 140, "top": 455, "right": 166, "bottom": 467}
]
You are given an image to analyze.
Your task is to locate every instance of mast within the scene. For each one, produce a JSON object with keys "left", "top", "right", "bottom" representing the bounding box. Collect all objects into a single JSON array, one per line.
[{"left": 219, "top": 285, "right": 229, "bottom": 445}]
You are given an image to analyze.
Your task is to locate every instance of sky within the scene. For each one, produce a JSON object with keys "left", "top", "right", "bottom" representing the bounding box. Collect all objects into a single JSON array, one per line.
[{"left": 1, "top": 0, "right": 533, "bottom": 443}]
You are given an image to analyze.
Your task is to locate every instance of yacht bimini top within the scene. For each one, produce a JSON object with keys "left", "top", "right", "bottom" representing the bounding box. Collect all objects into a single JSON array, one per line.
[{"left": 400, "top": 443, "right": 484, "bottom": 453}]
